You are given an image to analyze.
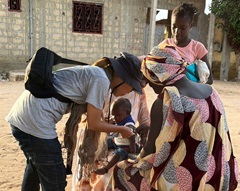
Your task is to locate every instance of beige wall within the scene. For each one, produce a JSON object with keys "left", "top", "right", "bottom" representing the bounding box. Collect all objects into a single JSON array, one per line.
[
  {"left": 155, "top": 0, "right": 208, "bottom": 47},
  {"left": 0, "top": 0, "right": 207, "bottom": 72},
  {"left": 0, "top": 0, "right": 148, "bottom": 71},
  {"left": 0, "top": 0, "right": 30, "bottom": 70},
  {"left": 155, "top": 0, "right": 205, "bottom": 11},
  {"left": 212, "top": 19, "right": 236, "bottom": 64}
]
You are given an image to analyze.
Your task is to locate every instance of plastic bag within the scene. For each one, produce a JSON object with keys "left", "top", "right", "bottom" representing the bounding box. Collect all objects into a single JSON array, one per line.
[
  {"left": 195, "top": 60, "right": 210, "bottom": 84},
  {"left": 186, "top": 60, "right": 210, "bottom": 84}
]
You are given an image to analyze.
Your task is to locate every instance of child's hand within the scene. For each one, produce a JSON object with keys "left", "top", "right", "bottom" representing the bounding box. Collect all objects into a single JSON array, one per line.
[
  {"left": 127, "top": 153, "right": 139, "bottom": 164},
  {"left": 93, "top": 167, "right": 108, "bottom": 175},
  {"left": 104, "top": 116, "right": 115, "bottom": 124},
  {"left": 127, "top": 158, "right": 136, "bottom": 164},
  {"left": 135, "top": 124, "right": 149, "bottom": 135}
]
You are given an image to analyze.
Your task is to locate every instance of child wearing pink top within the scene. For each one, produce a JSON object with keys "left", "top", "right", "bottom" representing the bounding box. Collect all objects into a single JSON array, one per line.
[
  {"left": 158, "top": 3, "right": 213, "bottom": 84},
  {"left": 159, "top": 38, "right": 207, "bottom": 63}
]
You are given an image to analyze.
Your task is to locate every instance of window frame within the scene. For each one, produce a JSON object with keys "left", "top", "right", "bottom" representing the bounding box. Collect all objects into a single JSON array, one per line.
[
  {"left": 8, "top": 0, "right": 21, "bottom": 12},
  {"left": 72, "top": 1, "right": 103, "bottom": 34}
]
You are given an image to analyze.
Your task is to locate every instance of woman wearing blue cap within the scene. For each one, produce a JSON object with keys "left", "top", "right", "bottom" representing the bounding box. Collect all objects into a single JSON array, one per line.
[{"left": 6, "top": 52, "right": 143, "bottom": 191}]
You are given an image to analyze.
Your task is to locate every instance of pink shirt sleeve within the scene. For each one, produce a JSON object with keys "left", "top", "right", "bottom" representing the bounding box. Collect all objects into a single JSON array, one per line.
[
  {"left": 158, "top": 38, "right": 208, "bottom": 63},
  {"left": 189, "top": 39, "right": 208, "bottom": 61}
]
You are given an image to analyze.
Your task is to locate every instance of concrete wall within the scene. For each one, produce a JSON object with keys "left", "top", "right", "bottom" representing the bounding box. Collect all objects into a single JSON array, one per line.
[
  {"left": 0, "top": 0, "right": 207, "bottom": 72},
  {"left": 212, "top": 18, "right": 236, "bottom": 64},
  {"left": 0, "top": 0, "right": 30, "bottom": 70},
  {"left": 156, "top": 0, "right": 205, "bottom": 12},
  {"left": 0, "top": 0, "right": 148, "bottom": 71},
  {"left": 155, "top": 0, "right": 208, "bottom": 47}
]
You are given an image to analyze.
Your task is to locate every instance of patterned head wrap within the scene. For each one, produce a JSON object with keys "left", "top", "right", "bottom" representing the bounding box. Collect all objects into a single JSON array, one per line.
[{"left": 141, "top": 46, "right": 187, "bottom": 85}]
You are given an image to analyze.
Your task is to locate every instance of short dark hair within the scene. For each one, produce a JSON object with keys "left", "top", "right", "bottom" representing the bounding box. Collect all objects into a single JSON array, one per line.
[
  {"left": 112, "top": 98, "right": 132, "bottom": 115},
  {"left": 172, "top": 3, "right": 198, "bottom": 22}
]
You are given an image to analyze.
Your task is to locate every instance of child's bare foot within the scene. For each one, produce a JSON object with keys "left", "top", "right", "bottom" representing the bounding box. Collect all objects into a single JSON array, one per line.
[{"left": 93, "top": 167, "right": 108, "bottom": 175}]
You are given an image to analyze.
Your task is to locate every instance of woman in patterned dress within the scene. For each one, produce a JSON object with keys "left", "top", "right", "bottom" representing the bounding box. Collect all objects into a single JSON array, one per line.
[{"left": 106, "top": 46, "right": 239, "bottom": 191}]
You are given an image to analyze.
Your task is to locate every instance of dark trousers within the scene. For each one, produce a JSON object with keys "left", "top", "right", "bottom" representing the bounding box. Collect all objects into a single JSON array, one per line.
[{"left": 11, "top": 125, "right": 67, "bottom": 191}]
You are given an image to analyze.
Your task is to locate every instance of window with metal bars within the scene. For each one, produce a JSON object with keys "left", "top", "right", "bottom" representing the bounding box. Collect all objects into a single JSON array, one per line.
[
  {"left": 72, "top": 1, "right": 103, "bottom": 34},
  {"left": 8, "top": 0, "right": 21, "bottom": 11}
]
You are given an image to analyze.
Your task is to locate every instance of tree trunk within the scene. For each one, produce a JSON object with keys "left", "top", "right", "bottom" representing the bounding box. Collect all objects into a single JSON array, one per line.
[{"left": 236, "top": 50, "right": 240, "bottom": 81}]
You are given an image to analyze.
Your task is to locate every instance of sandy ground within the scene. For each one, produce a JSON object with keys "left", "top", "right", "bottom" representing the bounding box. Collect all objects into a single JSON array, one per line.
[{"left": 0, "top": 80, "right": 240, "bottom": 191}]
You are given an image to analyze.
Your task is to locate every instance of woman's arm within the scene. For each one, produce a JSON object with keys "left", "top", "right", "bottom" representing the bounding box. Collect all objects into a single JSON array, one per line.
[
  {"left": 86, "top": 103, "right": 133, "bottom": 138},
  {"left": 201, "top": 54, "right": 213, "bottom": 85},
  {"left": 129, "top": 134, "right": 136, "bottom": 153},
  {"left": 139, "top": 97, "right": 163, "bottom": 158}
]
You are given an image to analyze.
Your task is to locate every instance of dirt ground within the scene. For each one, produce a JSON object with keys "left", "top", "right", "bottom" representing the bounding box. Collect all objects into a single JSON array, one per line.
[{"left": 0, "top": 80, "right": 240, "bottom": 191}]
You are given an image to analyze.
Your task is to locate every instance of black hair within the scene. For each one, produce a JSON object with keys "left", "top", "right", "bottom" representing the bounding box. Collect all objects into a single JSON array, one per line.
[
  {"left": 112, "top": 98, "right": 132, "bottom": 115},
  {"left": 172, "top": 3, "right": 198, "bottom": 22}
]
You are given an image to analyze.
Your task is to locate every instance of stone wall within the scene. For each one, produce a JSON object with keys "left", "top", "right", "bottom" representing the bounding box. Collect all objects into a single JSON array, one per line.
[
  {"left": 155, "top": 0, "right": 208, "bottom": 47},
  {"left": 0, "top": 0, "right": 148, "bottom": 71},
  {"left": 0, "top": 0, "right": 207, "bottom": 72},
  {"left": 0, "top": 0, "right": 30, "bottom": 71}
]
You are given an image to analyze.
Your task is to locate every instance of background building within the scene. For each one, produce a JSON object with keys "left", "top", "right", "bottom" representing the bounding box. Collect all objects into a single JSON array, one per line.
[{"left": 0, "top": 0, "right": 208, "bottom": 72}]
